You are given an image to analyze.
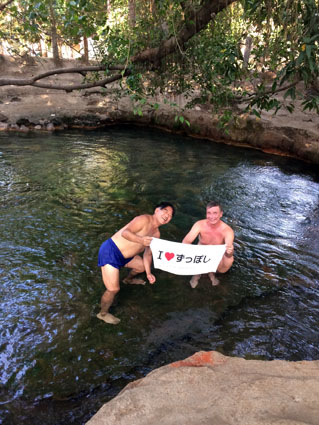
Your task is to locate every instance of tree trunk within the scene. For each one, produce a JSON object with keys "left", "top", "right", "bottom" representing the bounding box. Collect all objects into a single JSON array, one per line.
[
  {"left": 132, "top": 0, "right": 237, "bottom": 64},
  {"left": 107, "top": 0, "right": 111, "bottom": 15},
  {"left": 128, "top": 0, "right": 136, "bottom": 28},
  {"left": 243, "top": 36, "right": 252, "bottom": 68},
  {"left": 49, "top": 0, "right": 61, "bottom": 65},
  {"left": 83, "top": 36, "right": 89, "bottom": 63}
]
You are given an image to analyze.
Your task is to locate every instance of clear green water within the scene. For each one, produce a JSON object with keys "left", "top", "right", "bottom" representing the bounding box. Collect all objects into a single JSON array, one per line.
[{"left": 0, "top": 127, "right": 318, "bottom": 424}]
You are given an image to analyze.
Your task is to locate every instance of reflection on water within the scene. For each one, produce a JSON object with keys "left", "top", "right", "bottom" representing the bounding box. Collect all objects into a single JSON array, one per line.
[{"left": 0, "top": 127, "right": 318, "bottom": 424}]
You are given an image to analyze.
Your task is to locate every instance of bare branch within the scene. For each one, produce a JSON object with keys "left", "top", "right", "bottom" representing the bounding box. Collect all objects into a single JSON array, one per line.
[
  {"left": 0, "top": 0, "right": 14, "bottom": 12},
  {"left": 0, "top": 65, "right": 128, "bottom": 91},
  {"left": 235, "top": 80, "right": 300, "bottom": 102},
  {"left": 30, "top": 65, "right": 125, "bottom": 81},
  {"left": 32, "top": 72, "right": 130, "bottom": 92}
]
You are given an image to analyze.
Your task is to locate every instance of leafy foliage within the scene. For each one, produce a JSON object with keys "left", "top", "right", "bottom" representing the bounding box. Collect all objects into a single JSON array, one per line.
[{"left": 0, "top": 0, "right": 318, "bottom": 123}]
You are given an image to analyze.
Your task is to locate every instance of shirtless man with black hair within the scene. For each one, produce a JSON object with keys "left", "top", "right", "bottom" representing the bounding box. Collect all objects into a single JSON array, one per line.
[
  {"left": 182, "top": 201, "right": 234, "bottom": 288},
  {"left": 97, "top": 202, "right": 175, "bottom": 324}
]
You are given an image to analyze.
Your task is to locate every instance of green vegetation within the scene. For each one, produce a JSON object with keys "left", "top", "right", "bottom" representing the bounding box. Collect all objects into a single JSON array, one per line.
[{"left": 0, "top": 0, "right": 318, "bottom": 123}]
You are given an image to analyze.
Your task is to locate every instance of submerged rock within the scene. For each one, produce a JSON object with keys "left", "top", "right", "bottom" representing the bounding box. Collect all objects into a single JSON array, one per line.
[{"left": 87, "top": 351, "right": 319, "bottom": 425}]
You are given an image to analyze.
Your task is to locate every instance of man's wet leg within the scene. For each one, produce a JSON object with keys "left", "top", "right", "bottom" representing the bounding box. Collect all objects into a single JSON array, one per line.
[
  {"left": 208, "top": 272, "right": 219, "bottom": 286},
  {"left": 123, "top": 256, "right": 146, "bottom": 285},
  {"left": 97, "top": 265, "right": 121, "bottom": 325},
  {"left": 190, "top": 274, "right": 201, "bottom": 288},
  {"left": 123, "top": 270, "right": 146, "bottom": 285},
  {"left": 97, "top": 289, "right": 121, "bottom": 324},
  {"left": 217, "top": 253, "right": 234, "bottom": 274}
]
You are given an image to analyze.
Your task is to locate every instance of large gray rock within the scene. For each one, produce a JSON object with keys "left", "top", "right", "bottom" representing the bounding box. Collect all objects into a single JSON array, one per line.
[{"left": 86, "top": 351, "right": 319, "bottom": 425}]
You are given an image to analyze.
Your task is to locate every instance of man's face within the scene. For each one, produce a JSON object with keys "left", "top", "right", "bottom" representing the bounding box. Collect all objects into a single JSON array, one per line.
[
  {"left": 206, "top": 206, "right": 223, "bottom": 225},
  {"left": 155, "top": 206, "right": 174, "bottom": 225}
]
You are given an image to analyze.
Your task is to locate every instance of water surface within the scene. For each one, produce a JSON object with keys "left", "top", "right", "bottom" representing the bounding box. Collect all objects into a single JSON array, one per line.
[{"left": 0, "top": 127, "right": 318, "bottom": 424}]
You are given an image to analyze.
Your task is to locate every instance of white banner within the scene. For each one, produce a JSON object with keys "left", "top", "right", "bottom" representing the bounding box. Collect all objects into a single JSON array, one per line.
[{"left": 150, "top": 238, "right": 226, "bottom": 275}]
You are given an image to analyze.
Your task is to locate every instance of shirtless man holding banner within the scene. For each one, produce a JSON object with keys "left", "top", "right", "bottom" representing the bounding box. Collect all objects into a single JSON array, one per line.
[
  {"left": 182, "top": 201, "right": 234, "bottom": 288},
  {"left": 97, "top": 202, "right": 175, "bottom": 324}
]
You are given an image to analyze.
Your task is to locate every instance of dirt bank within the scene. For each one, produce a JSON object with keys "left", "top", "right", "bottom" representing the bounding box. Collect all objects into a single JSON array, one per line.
[{"left": 1, "top": 55, "right": 319, "bottom": 164}]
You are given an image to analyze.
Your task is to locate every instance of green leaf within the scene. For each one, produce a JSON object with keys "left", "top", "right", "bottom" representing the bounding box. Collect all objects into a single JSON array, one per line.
[
  {"left": 306, "top": 44, "right": 312, "bottom": 59},
  {"left": 296, "top": 52, "right": 305, "bottom": 66},
  {"left": 308, "top": 34, "right": 319, "bottom": 43},
  {"left": 252, "top": 109, "right": 261, "bottom": 118},
  {"left": 284, "top": 87, "right": 296, "bottom": 100},
  {"left": 286, "top": 104, "right": 295, "bottom": 113},
  {"left": 271, "top": 81, "right": 277, "bottom": 92},
  {"left": 309, "top": 60, "right": 315, "bottom": 74}
]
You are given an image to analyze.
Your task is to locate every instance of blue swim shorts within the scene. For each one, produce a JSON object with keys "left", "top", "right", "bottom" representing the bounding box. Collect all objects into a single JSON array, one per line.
[{"left": 98, "top": 238, "right": 133, "bottom": 269}]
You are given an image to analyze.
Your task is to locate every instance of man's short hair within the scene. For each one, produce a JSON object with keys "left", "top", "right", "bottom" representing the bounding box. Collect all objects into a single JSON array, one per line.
[
  {"left": 155, "top": 201, "right": 176, "bottom": 217},
  {"left": 206, "top": 201, "right": 223, "bottom": 211}
]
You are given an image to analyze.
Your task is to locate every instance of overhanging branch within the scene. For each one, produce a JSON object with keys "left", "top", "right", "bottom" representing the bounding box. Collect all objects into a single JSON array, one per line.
[
  {"left": 131, "top": 0, "right": 237, "bottom": 64},
  {"left": 0, "top": 65, "right": 128, "bottom": 91},
  {"left": 0, "top": 0, "right": 235, "bottom": 91},
  {"left": 234, "top": 80, "right": 300, "bottom": 103}
]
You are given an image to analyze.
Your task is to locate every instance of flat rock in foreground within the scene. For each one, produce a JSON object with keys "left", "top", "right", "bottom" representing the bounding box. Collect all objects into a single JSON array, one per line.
[{"left": 87, "top": 351, "right": 319, "bottom": 425}]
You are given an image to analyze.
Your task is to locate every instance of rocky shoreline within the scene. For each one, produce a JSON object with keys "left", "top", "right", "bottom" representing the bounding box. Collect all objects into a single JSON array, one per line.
[{"left": 1, "top": 56, "right": 319, "bottom": 164}]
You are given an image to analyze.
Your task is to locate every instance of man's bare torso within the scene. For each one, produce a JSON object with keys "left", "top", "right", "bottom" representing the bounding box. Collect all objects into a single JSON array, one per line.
[
  {"left": 198, "top": 219, "right": 231, "bottom": 245},
  {"left": 112, "top": 214, "right": 160, "bottom": 258}
]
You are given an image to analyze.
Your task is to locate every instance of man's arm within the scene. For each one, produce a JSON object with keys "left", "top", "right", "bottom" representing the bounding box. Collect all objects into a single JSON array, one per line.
[
  {"left": 143, "top": 247, "right": 156, "bottom": 284},
  {"left": 121, "top": 215, "right": 153, "bottom": 246},
  {"left": 143, "top": 228, "right": 160, "bottom": 284},
  {"left": 224, "top": 226, "right": 235, "bottom": 257},
  {"left": 182, "top": 221, "right": 201, "bottom": 244}
]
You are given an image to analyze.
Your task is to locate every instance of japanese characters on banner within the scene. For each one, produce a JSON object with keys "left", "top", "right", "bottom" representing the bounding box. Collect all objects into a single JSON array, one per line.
[{"left": 150, "top": 238, "right": 226, "bottom": 276}]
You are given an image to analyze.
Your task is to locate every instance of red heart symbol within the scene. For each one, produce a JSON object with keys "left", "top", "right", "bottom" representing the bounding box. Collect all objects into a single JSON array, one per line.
[{"left": 165, "top": 252, "right": 175, "bottom": 261}]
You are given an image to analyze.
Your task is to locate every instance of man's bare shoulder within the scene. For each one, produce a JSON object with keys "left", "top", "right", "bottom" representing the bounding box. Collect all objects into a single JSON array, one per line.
[
  {"left": 221, "top": 220, "right": 234, "bottom": 234},
  {"left": 117, "top": 214, "right": 151, "bottom": 236},
  {"left": 221, "top": 220, "right": 233, "bottom": 230},
  {"left": 133, "top": 213, "right": 152, "bottom": 220},
  {"left": 129, "top": 214, "right": 152, "bottom": 225},
  {"left": 194, "top": 219, "right": 207, "bottom": 228}
]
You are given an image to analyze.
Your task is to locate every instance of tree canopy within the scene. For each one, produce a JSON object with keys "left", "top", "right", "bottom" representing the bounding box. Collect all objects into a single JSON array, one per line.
[{"left": 0, "top": 0, "right": 319, "bottom": 122}]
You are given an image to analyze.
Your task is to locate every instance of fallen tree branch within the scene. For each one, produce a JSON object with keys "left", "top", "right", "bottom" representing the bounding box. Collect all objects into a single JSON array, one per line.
[
  {"left": 0, "top": 65, "right": 128, "bottom": 91},
  {"left": 32, "top": 71, "right": 130, "bottom": 92}
]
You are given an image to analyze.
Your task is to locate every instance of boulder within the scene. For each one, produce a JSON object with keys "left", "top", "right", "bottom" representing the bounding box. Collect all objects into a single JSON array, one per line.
[{"left": 87, "top": 351, "right": 319, "bottom": 425}]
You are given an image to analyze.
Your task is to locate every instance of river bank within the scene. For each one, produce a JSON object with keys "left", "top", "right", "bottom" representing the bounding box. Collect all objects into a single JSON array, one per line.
[{"left": 1, "top": 55, "right": 319, "bottom": 164}]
